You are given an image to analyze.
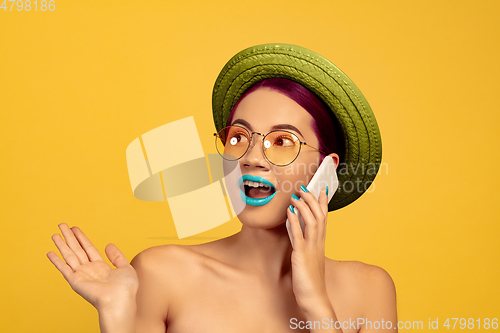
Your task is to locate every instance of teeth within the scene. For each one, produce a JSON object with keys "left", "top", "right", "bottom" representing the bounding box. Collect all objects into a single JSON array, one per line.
[{"left": 243, "top": 180, "right": 270, "bottom": 188}]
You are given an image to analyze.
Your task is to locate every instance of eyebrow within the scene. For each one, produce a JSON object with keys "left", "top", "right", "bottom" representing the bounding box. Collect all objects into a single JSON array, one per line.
[{"left": 231, "top": 118, "right": 304, "bottom": 138}]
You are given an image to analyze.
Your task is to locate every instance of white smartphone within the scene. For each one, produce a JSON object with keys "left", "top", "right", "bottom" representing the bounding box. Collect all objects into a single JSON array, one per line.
[{"left": 285, "top": 155, "right": 338, "bottom": 248}]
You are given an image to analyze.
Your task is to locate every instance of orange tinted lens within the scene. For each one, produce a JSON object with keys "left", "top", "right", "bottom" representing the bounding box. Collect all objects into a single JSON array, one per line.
[
  {"left": 263, "top": 131, "right": 300, "bottom": 165},
  {"left": 216, "top": 126, "right": 250, "bottom": 160}
]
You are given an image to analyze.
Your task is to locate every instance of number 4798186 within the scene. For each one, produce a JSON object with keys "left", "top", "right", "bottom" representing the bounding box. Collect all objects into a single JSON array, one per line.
[{"left": 1, "top": 0, "right": 55, "bottom": 11}]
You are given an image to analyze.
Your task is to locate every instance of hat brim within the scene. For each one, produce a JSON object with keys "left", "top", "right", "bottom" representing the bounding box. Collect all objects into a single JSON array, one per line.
[{"left": 212, "top": 43, "right": 382, "bottom": 211}]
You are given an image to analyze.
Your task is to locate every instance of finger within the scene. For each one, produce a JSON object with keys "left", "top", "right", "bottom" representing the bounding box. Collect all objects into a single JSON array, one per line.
[
  {"left": 59, "top": 223, "right": 90, "bottom": 264},
  {"left": 46, "top": 251, "right": 74, "bottom": 282},
  {"left": 317, "top": 187, "right": 329, "bottom": 237},
  {"left": 51, "top": 233, "right": 82, "bottom": 270},
  {"left": 105, "top": 243, "right": 130, "bottom": 268},
  {"left": 291, "top": 194, "right": 318, "bottom": 241},
  {"left": 299, "top": 186, "right": 327, "bottom": 226},
  {"left": 71, "top": 226, "right": 105, "bottom": 262},
  {"left": 319, "top": 186, "right": 329, "bottom": 217},
  {"left": 287, "top": 205, "right": 304, "bottom": 249}
]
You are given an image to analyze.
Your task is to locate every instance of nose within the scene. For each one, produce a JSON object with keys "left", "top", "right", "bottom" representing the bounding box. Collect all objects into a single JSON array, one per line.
[{"left": 240, "top": 133, "right": 269, "bottom": 168}]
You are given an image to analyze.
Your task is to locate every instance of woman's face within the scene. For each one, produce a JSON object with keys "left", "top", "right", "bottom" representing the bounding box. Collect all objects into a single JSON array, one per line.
[{"left": 228, "top": 88, "right": 337, "bottom": 229}]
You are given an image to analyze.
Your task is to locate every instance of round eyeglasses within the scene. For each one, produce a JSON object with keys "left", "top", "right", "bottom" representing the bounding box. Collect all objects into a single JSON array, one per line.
[{"left": 214, "top": 125, "right": 327, "bottom": 166}]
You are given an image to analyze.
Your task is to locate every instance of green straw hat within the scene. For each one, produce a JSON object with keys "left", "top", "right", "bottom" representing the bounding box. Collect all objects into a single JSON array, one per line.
[{"left": 212, "top": 43, "right": 382, "bottom": 211}]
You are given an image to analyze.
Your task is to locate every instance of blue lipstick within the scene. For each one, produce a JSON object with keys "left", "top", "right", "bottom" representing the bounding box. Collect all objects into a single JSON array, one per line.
[{"left": 238, "top": 175, "right": 276, "bottom": 206}]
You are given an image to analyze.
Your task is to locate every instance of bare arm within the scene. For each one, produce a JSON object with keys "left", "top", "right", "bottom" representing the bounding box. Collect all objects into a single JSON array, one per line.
[
  {"left": 288, "top": 186, "right": 344, "bottom": 332},
  {"left": 130, "top": 248, "right": 170, "bottom": 333},
  {"left": 288, "top": 186, "right": 398, "bottom": 333}
]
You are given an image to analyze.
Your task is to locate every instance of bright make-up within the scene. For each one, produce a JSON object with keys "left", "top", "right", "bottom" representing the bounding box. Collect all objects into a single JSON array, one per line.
[{"left": 238, "top": 175, "right": 276, "bottom": 206}]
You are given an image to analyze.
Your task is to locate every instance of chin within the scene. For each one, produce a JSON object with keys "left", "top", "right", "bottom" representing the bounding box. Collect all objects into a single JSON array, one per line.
[{"left": 236, "top": 204, "right": 288, "bottom": 230}]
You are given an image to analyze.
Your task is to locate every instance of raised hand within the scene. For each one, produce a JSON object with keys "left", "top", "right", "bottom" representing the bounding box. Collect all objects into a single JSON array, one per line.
[
  {"left": 287, "top": 185, "right": 335, "bottom": 319},
  {"left": 47, "top": 223, "right": 139, "bottom": 311}
]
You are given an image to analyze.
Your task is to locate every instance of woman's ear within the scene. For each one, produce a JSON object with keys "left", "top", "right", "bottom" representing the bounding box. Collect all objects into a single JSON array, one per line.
[{"left": 328, "top": 153, "right": 340, "bottom": 169}]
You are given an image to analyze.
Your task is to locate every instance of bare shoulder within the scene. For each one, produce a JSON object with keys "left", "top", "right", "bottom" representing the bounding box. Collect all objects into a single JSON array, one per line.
[
  {"left": 131, "top": 244, "right": 207, "bottom": 280},
  {"left": 130, "top": 244, "right": 218, "bottom": 331},
  {"left": 131, "top": 243, "right": 195, "bottom": 266},
  {"left": 325, "top": 259, "right": 397, "bottom": 316},
  {"left": 130, "top": 245, "right": 190, "bottom": 297},
  {"left": 326, "top": 259, "right": 395, "bottom": 289},
  {"left": 130, "top": 239, "right": 236, "bottom": 285}
]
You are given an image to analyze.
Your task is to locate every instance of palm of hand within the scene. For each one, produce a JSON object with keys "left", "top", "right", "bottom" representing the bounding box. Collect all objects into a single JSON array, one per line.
[
  {"left": 70, "top": 259, "right": 138, "bottom": 308},
  {"left": 47, "top": 224, "right": 139, "bottom": 311}
]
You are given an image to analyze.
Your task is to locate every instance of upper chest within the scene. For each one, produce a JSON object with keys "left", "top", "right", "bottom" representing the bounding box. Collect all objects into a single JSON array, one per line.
[{"left": 164, "top": 262, "right": 361, "bottom": 333}]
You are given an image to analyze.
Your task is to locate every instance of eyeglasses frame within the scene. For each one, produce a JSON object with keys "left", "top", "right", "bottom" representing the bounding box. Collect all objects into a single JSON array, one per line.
[{"left": 213, "top": 125, "right": 328, "bottom": 166}]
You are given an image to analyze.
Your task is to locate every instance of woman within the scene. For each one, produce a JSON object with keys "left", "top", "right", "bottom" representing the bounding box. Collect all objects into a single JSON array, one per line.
[{"left": 47, "top": 44, "right": 396, "bottom": 333}]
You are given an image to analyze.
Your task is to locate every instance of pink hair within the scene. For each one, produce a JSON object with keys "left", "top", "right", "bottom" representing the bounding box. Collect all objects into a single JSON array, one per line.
[{"left": 226, "top": 78, "right": 344, "bottom": 162}]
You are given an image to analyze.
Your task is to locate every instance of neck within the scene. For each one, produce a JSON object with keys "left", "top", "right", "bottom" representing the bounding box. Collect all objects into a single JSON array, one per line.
[{"left": 227, "top": 222, "right": 293, "bottom": 281}]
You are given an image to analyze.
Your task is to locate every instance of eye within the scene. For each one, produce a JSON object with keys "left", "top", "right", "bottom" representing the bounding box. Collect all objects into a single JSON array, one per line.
[
  {"left": 273, "top": 134, "right": 296, "bottom": 147},
  {"left": 228, "top": 131, "right": 249, "bottom": 145}
]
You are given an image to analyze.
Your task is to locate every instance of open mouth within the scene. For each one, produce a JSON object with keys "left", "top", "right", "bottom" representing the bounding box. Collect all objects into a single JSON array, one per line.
[
  {"left": 238, "top": 175, "right": 276, "bottom": 206},
  {"left": 243, "top": 180, "right": 276, "bottom": 198}
]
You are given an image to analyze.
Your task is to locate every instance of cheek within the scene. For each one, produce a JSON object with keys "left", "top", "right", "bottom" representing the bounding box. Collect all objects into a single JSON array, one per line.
[{"left": 273, "top": 163, "right": 313, "bottom": 195}]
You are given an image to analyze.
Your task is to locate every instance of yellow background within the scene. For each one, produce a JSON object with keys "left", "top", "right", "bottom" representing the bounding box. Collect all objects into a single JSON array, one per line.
[{"left": 1, "top": 0, "right": 499, "bottom": 332}]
